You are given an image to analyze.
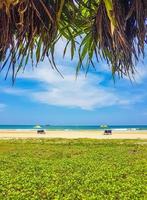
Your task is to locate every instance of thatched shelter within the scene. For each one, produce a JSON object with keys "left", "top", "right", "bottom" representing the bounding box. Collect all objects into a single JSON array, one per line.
[{"left": 0, "top": 0, "right": 146, "bottom": 81}]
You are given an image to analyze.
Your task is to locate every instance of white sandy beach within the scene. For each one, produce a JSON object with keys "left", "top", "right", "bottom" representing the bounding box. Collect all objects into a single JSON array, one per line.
[{"left": 0, "top": 130, "right": 147, "bottom": 139}]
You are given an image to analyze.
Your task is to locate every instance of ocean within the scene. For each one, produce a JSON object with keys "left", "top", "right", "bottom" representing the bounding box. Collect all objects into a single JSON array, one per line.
[{"left": 0, "top": 125, "right": 147, "bottom": 131}]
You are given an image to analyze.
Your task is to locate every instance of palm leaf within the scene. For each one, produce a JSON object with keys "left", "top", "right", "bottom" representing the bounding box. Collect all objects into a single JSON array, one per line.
[{"left": 0, "top": 0, "right": 146, "bottom": 80}]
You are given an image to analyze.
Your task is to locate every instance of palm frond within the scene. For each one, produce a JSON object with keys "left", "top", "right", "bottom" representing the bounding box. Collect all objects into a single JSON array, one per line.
[{"left": 0, "top": 0, "right": 146, "bottom": 81}]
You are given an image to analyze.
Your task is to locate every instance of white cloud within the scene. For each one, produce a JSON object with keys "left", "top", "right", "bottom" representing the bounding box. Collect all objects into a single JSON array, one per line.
[
  {"left": 1, "top": 56, "right": 145, "bottom": 110},
  {"left": 11, "top": 63, "right": 140, "bottom": 110},
  {"left": 54, "top": 37, "right": 71, "bottom": 60},
  {"left": 124, "top": 64, "right": 147, "bottom": 83},
  {"left": 0, "top": 103, "right": 6, "bottom": 111},
  {"left": 133, "top": 66, "right": 147, "bottom": 83},
  {"left": 96, "top": 61, "right": 147, "bottom": 84},
  {"left": 0, "top": 37, "right": 146, "bottom": 111},
  {"left": 1, "top": 87, "right": 27, "bottom": 95}
]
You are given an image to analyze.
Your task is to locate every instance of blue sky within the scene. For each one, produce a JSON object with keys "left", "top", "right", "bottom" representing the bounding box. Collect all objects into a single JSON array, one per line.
[{"left": 0, "top": 38, "right": 147, "bottom": 125}]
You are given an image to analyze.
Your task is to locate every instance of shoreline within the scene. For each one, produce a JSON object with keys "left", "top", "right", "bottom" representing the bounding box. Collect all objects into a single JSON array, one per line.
[{"left": 0, "top": 130, "right": 147, "bottom": 140}]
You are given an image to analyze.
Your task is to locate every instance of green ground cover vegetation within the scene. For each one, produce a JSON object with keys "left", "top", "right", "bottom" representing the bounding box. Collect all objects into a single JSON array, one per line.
[{"left": 0, "top": 139, "right": 147, "bottom": 200}]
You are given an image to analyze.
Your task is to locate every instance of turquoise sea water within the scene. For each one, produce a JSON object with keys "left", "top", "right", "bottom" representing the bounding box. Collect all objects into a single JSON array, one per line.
[{"left": 0, "top": 125, "right": 147, "bottom": 130}]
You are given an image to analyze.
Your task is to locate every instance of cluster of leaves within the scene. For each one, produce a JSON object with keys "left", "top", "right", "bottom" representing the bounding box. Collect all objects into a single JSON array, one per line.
[
  {"left": 0, "top": 0, "right": 146, "bottom": 81},
  {"left": 0, "top": 139, "right": 147, "bottom": 199}
]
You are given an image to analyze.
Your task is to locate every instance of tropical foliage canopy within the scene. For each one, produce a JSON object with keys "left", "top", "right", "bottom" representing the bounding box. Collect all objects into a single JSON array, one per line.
[{"left": 0, "top": 0, "right": 146, "bottom": 81}]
